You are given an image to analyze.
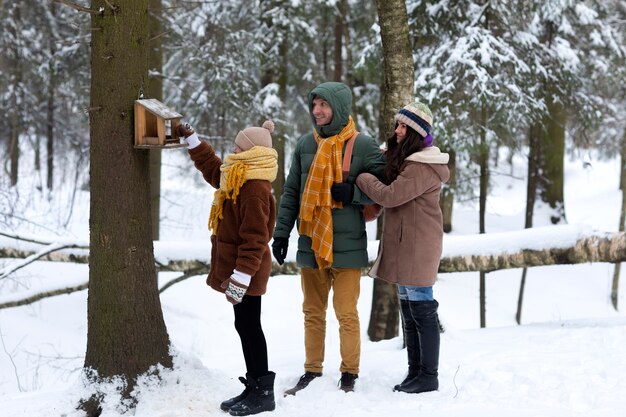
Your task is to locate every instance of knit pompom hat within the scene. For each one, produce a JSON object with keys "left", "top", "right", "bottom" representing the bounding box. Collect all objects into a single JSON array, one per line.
[
  {"left": 235, "top": 120, "right": 275, "bottom": 151},
  {"left": 395, "top": 101, "right": 433, "bottom": 139}
]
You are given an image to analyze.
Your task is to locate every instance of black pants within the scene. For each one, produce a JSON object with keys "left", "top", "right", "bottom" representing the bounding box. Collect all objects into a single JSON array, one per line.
[{"left": 233, "top": 295, "right": 268, "bottom": 378}]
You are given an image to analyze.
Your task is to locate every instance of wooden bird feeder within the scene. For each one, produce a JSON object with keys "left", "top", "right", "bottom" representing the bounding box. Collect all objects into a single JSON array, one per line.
[{"left": 134, "top": 99, "right": 187, "bottom": 149}]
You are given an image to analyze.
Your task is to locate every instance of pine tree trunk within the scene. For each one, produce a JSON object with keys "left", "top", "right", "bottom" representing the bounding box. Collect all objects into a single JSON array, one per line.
[
  {"left": 8, "top": 2, "right": 21, "bottom": 187},
  {"left": 479, "top": 105, "right": 489, "bottom": 328},
  {"left": 439, "top": 148, "right": 456, "bottom": 233},
  {"left": 375, "top": 0, "right": 414, "bottom": 137},
  {"left": 260, "top": 0, "right": 287, "bottom": 207},
  {"left": 333, "top": 0, "right": 346, "bottom": 82},
  {"left": 46, "top": 0, "right": 57, "bottom": 191},
  {"left": 367, "top": 279, "right": 400, "bottom": 341},
  {"left": 516, "top": 124, "right": 541, "bottom": 324},
  {"left": 611, "top": 129, "right": 626, "bottom": 310},
  {"left": 538, "top": 93, "right": 566, "bottom": 224},
  {"left": 148, "top": 0, "right": 163, "bottom": 241},
  {"left": 367, "top": 0, "right": 414, "bottom": 341},
  {"left": 85, "top": 1, "right": 171, "bottom": 410}
]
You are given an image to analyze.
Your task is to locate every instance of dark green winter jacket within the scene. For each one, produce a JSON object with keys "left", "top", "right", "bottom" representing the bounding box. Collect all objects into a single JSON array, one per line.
[{"left": 273, "top": 82, "right": 385, "bottom": 269}]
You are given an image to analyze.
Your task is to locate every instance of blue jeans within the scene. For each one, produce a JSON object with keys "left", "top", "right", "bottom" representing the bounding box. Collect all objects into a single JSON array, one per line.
[{"left": 397, "top": 285, "right": 433, "bottom": 301}]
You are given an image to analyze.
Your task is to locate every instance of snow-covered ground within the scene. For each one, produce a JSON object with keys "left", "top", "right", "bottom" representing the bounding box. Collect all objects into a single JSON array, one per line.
[{"left": 0, "top": 149, "right": 624, "bottom": 417}]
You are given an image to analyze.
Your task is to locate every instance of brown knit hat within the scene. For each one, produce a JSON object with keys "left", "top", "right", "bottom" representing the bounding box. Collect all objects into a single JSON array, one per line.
[{"left": 234, "top": 120, "right": 274, "bottom": 151}]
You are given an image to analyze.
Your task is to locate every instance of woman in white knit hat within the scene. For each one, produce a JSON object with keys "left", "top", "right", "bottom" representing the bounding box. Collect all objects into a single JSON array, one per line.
[
  {"left": 356, "top": 101, "right": 450, "bottom": 394},
  {"left": 178, "top": 121, "right": 278, "bottom": 416}
]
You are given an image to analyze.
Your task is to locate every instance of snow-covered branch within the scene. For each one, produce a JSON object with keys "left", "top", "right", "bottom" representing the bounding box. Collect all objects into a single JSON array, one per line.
[{"left": 0, "top": 282, "right": 88, "bottom": 310}]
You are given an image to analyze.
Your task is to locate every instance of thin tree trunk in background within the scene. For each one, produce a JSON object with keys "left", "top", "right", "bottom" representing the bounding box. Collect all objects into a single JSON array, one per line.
[
  {"left": 260, "top": 0, "right": 287, "bottom": 207},
  {"left": 8, "top": 2, "right": 22, "bottom": 187},
  {"left": 148, "top": 0, "right": 163, "bottom": 241},
  {"left": 479, "top": 105, "right": 489, "bottom": 328},
  {"left": 333, "top": 0, "right": 346, "bottom": 82},
  {"left": 539, "top": 93, "right": 566, "bottom": 224},
  {"left": 274, "top": 32, "right": 288, "bottom": 207},
  {"left": 45, "top": 1, "right": 58, "bottom": 191},
  {"left": 85, "top": 1, "right": 171, "bottom": 413},
  {"left": 516, "top": 124, "right": 541, "bottom": 324},
  {"left": 368, "top": 0, "right": 414, "bottom": 342},
  {"left": 612, "top": 130, "right": 626, "bottom": 310},
  {"left": 34, "top": 138, "right": 41, "bottom": 172},
  {"left": 440, "top": 148, "right": 456, "bottom": 232},
  {"left": 537, "top": 21, "right": 566, "bottom": 225}
]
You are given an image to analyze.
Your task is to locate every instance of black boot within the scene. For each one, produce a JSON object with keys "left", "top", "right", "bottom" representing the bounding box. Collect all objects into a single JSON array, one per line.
[
  {"left": 221, "top": 374, "right": 252, "bottom": 411},
  {"left": 393, "top": 299, "right": 420, "bottom": 391},
  {"left": 396, "top": 300, "right": 440, "bottom": 394},
  {"left": 228, "top": 372, "right": 275, "bottom": 416}
]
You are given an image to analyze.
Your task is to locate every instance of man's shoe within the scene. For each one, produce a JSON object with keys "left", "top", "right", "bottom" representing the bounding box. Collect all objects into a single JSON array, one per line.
[
  {"left": 283, "top": 371, "right": 322, "bottom": 396},
  {"left": 338, "top": 372, "right": 358, "bottom": 393}
]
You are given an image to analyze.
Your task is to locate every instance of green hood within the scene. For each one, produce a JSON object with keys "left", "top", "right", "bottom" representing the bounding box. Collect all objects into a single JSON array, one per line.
[{"left": 308, "top": 82, "right": 352, "bottom": 138}]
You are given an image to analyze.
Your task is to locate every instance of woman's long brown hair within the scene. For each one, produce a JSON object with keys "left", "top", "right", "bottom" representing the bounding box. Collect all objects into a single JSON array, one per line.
[{"left": 384, "top": 123, "right": 427, "bottom": 184}]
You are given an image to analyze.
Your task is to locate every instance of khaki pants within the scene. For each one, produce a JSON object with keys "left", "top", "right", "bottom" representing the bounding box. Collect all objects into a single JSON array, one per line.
[{"left": 301, "top": 267, "right": 361, "bottom": 374}]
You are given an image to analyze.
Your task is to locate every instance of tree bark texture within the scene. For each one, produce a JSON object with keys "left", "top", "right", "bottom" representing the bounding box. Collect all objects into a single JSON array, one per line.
[
  {"left": 374, "top": 0, "right": 414, "bottom": 137},
  {"left": 8, "top": 2, "right": 21, "bottom": 187},
  {"left": 612, "top": 131, "right": 626, "bottom": 310},
  {"left": 369, "top": 0, "right": 415, "bottom": 341},
  {"left": 333, "top": 0, "right": 346, "bottom": 82},
  {"left": 148, "top": 0, "right": 163, "bottom": 241},
  {"left": 479, "top": 105, "right": 488, "bottom": 328},
  {"left": 517, "top": 124, "right": 541, "bottom": 324},
  {"left": 259, "top": 0, "right": 287, "bottom": 208},
  {"left": 367, "top": 278, "right": 399, "bottom": 342},
  {"left": 538, "top": 93, "right": 566, "bottom": 224},
  {"left": 46, "top": 1, "right": 57, "bottom": 190},
  {"left": 440, "top": 148, "right": 456, "bottom": 233},
  {"left": 86, "top": 0, "right": 171, "bottom": 387}
]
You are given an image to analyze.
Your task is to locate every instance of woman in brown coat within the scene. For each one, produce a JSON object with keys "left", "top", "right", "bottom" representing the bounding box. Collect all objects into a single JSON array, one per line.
[
  {"left": 356, "top": 101, "right": 449, "bottom": 395},
  {"left": 179, "top": 121, "right": 278, "bottom": 416}
]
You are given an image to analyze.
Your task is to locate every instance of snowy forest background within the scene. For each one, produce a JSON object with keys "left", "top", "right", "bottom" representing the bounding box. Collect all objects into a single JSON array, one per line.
[{"left": 1, "top": 0, "right": 626, "bottom": 416}]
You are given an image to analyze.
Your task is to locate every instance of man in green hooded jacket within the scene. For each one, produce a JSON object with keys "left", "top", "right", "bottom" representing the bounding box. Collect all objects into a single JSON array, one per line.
[{"left": 272, "top": 82, "right": 385, "bottom": 394}]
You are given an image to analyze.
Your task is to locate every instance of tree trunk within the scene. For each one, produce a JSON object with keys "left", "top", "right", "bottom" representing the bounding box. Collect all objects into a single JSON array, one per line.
[
  {"left": 148, "top": 0, "right": 163, "bottom": 241},
  {"left": 259, "top": 0, "right": 287, "bottom": 207},
  {"left": 439, "top": 148, "right": 456, "bottom": 233},
  {"left": 479, "top": 105, "right": 489, "bottom": 328},
  {"left": 375, "top": 0, "right": 414, "bottom": 137},
  {"left": 516, "top": 124, "right": 541, "bottom": 324},
  {"left": 46, "top": 3, "right": 56, "bottom": 191},
  {"left": 274, "top": 33, "right": 288, "bottom": 207},
  {"left": 368, "top": 0, "right": 415, "bottom": 342},
  {"left": 85, "top": 1, "right": 171, "bottom": 411},
  {"left": 538, "top": 93, "right": 566, "bottom": 224},
  {"left": 612, "top": 129, "right": 626, "bottom": 310},
  {"left": 333, "top": 0, "right": 346, "bottom": 82},
  {"left": 8, "top": 2, "right": 21, "bottom": 187},
  {"left": 367, "top": 279, "right": 400, "bottom": 341}
]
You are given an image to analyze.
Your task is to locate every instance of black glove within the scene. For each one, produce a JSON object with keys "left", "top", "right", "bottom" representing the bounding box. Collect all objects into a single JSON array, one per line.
[
  {"left": 272, "top": 237, "right": 289, "bottom": 265},
  {"left": 331, "top": 183, "right": 354, "bottom": 205}
]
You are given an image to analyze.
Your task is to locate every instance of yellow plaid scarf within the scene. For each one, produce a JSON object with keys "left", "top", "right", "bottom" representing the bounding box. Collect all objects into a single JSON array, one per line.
[
  {"left": 208, "top": 146, "right": 278, "bottom": 233},
  {"left": 298, "top": 116, "right": 357, "bottom": 269}
]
